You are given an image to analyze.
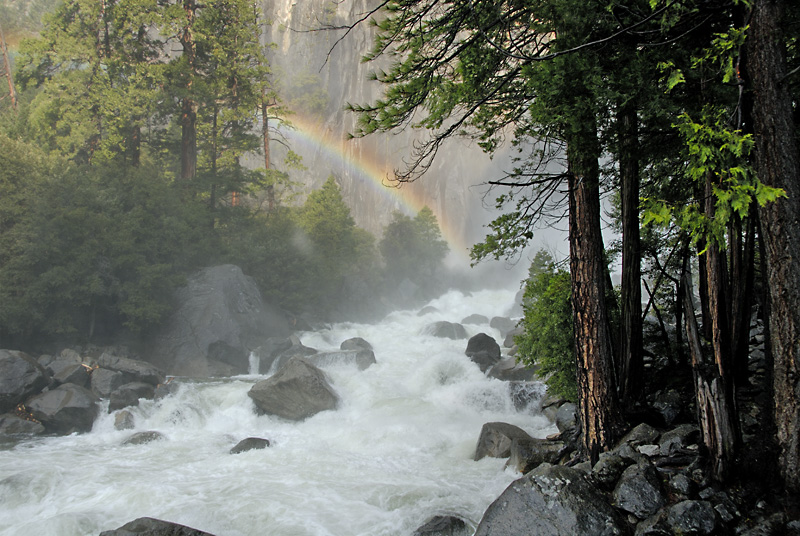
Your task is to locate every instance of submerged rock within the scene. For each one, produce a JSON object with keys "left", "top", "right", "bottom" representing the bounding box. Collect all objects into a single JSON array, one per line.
[
  {"left": 307, "top": 349, "right": 376, "bottom": 371},
  {"left": 422, "top": 321, "right": 469, "bottom": 340},
  {"left": 340, "top": 337, "right": 373, "bottom": 352},
  {"left": 462, "top": 314, "right": 489, "bottom": 325},
  {"left": 413, "top": 515, "right": 470, "bottom": 536},
  {"left": 230, "top": 437, "right": 271, "bottom": 454},
  {"left": 99, "top": 517, "right": 215, "bottom": 536},
  {"left": 123, "top": 431, "right": 165, "bottom": 445},
  {"left": 474, "top": 464, "right": 626, "bottom": 536},
  {"left": 248, "top": 357, "right": 339, "bottom": 421}
]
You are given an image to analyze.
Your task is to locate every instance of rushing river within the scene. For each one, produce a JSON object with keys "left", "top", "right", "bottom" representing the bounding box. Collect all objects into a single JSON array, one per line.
[{"left": 0, "top": 288, "right": 555, "bottom": 536}]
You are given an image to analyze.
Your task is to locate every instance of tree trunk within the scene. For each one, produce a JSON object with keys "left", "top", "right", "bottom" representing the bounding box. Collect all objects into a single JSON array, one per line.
[
  {"left": 568, "top": 123, "right": 619, "bottom": 464},
  {"left": 746, "top": 0, "right": 800, "bottom": 492},
  {"left": 180, "top": 0, "right": 197, "bottom": 182},
  {"left": 618, "top": 102, "right": 643, "bottom": 405}
]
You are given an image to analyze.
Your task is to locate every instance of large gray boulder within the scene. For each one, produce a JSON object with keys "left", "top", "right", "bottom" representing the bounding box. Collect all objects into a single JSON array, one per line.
[
  {"left": 100, "top": 517, "right": 215, "bottom": 536},
  {"left": 474, "top": 422, "right": 534, "bottom": 461},
  {"left": 0, "top": 413, "right": 45, "bottom": 436},
  {"left": 421, "top": 321, "right": 469, "bottom": 340},
  {"left": 613, "top": 461, "right": 667, "bottom": 519},
  {"left": 248, "top": 357, "right": 339, "bottom": 421},
  {"left": 414, "top": 515, "right": 470, "bottom": 536},
  {"left": 152, "top": 265, "right": 291, "bottom": 376},
  {"left": 488, "top": 357, "right": 536, "bottom": 381},
  {"left": 474, "top": 464, "right": 626, "bottom": 536},
  {"left": 252, "top": 335, "right": 318, "bottom": 374},
  {"left": 465, "top": 333, "right": 502, "bottom": 372},
  {"left": 108, "top": 382, "right": 156, "bottom": 412},
  {"left": 97, "top": 353, "right": 165, "bottom": 386},
  {"left": 507, "top": 437, "right": 566, "bottom": 473},
  {"left": 0, "top": 350, "right": 50, "bottom": 414},
  {"left": 26, "top": 383, "right": 100, "bottom": 434}
]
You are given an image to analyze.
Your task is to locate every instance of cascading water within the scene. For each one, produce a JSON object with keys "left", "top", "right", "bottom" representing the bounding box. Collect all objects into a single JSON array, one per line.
[{"left": 0, "top": 288, "right": 554, "bottom": 536}]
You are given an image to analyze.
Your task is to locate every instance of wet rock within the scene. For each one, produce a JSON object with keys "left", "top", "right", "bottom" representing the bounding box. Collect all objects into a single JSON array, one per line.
[
  {"left": 503, "top": 326, "right": 524, "bottom": 348},
  {"left": 253, "top": 335, "right": 318, "bottom": 374},
  {"left": 507, "top": 437, "right": 566, "bottom": 473},
  {"left": 154, "top": 381, "right": 180, "bottom": 400},
  {"left": 613, "top": 461, "right": 667, "bottom": 519},
  {"left": 91, "top": 368, "right": 127, "bottom": 398},
  {"left": 0, "top": 349, "right": 50, "bottom": 414},
  {"left": 666, "top": 500, "right": 716, "bottom": 535},
  {"left": 108, "top": 382, "right": 156, "bottom": 412},
  {"left": 97, "top": 353, "right": 165, "bottom": 387},
  {"left": 490, "top": 316, "right": 516, "bottom": 337},
  {"left": 0, "top": 413, "right": 45, "bottom": 435},
  {"left": 474, "top": 464, "right": 626, "bottom": 536},
  {"left": 422, "top": 321, "right": 469, "bottom": 340},
  {"left": 26, "top": 383, "right": 100, "bottom": 434},
  {"left": 99, "top": 517, "right": 215, "bottom": 536},
  {"left": 555, "top": 403, "right": 577, "bottom": 435},
  {"left": 307, "top": 349, "right": 376, "bottom": 371},
  {"left": 508, "top": 381, "right": 546, "bottom": 411},
  {"left": 474, "top": 422, "right": 534, "bottom": 461},
  {"left": 123, "top": 431, "right": 165, "bottom": 445},
  {"left": 461, "top": 314, "right": 489, "bottom": 325},
  {"left": 592, "top": 452, "right": 633, "bottom": 489},
  {"left": 541, "top": 394, "right": 566, "bottom": 421},
  {"left": 413, "top": 515, "right": 470, "bottom": 536},
  {"left": 465, "top": 333, "right": 502, "bottom": 372},
  {"left": 417, "top": 305, "right": 439, "bottom": 316},
  {"left": 248, "top": 357, "right": 339, "bottom": 421},
  {"left": 114, "top": 410, "right": 135, "bottom": 430},
  {"left": 52, "top": 363, "right": 91, "bottom": 388},
  {"left": 230, "top": 437, "right": 271, "bottom": 454},
  {"left": 340, "top": 337, "right": 373, "bottom": 352},
  {"left": 488, "top": 357, "right": 536, "bottom": 381}
]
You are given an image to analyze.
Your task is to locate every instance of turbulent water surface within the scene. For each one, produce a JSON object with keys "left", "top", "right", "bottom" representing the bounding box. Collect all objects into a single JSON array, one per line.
[{"left": 0, "top": 288, "right": 554, "bottom": 536}]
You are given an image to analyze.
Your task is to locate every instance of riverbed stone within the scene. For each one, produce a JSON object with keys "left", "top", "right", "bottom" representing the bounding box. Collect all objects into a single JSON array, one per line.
[
  {"left": 248, "top": 357, "right": 339, "bottom": 421},
  {"left": 252, "top": 334, "right": 318, "bottom": 374},
  {"left": 0, "top": 350, "right": 50, "bottom": 414},
  {"left": 462, "top": 314, "right": 489, "bottom": 325},
  {"left": 413, "top": 515, "right": 470, "bottom": 536},
  {"left": 123, "top": 431, "right": 165, "bottom": 445},
  {"left": 99, "top": 517, "right": 215, "bottom": 536},
  {"left": 474, "top": 422, "right": 534, "bottom": 461},
  {"left": 26, "top": 383, "right": 100, "bottom": 434},
  {"left": 422, "top": 321, "right": 469, "bottom": 340},
  {"left": 114, "top": 410, "right": 135, "bottom": 430},
  {"left": 474, "top": 463, "right": 626, "bottom": 536},
  {"left": 488, "top": 357, "right": 536, "bottom": 381},
  {"left": 465, "top": 333, "right": 502, "bottom": 372},
  {"left": 613, "top": 461, "right": 667, "bottom": 519},
  {"left": 230, "top": 437, "right": 271, "bottom": 454},
  {"left": 340, "top": 337, "right": 373, "bottom": 352}
]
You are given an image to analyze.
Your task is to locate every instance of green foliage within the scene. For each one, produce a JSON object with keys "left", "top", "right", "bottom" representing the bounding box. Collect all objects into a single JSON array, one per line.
[
  {"left": 380, "top": 206, "right": 448, "bottom": 287},
  {"left": 515, "top": 250, "right": 576, "bottom": 401}
]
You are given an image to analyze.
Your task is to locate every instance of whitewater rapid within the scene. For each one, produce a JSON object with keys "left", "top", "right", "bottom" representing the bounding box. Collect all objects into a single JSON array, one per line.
[{"left": 0, "top": 288, "right": 555, "bottom": 536}]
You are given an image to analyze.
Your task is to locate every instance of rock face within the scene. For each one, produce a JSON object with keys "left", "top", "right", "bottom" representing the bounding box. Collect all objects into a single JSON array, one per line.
[
  {"left": 474, "top": 422, "right": 534, "bottom": 461},
  {"left": 152, "top": 265, "right": 291, "bottom": 376},
  {"left": 0, "top": 350, "right": 49, "bottom": 414},
  {"left": 474, "top": 464, "right": 626, "bottom": 536},
  {"left": 248, "top": 357, "right": 339, "bottom": 420},
  {"left": 99, "top": 517, "right": 216, "bottom": 536},
  {"left": 465, "top": 334, "right": 502, "bottom": 372},
  {"left": 421, "top": 321, "right": 469, "bottom": 340},
  {"left": 26, "top": 383, "right": 100, "bottom": 434}
]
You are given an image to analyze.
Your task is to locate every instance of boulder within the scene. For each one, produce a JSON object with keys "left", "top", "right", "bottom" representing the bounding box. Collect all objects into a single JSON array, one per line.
[
  {"left": 665, "top": 500, "right": 716, "bottom": 535},
  {"left": 619, "top": 423, "right": 661, "bottom": 447},
  {"left": 507, "top": 437, "right": 566, "bottom": 473},
  {"left": 503, "top": 326, "right": 524, "bottom": 348},
  {"left": 413, "top": 515, "right": 470, "bottom": 536},
  {"left": 122, "top": 431, "right": 165, "bottom": 445},
  {"left": 658, "top": 423, "right": 700, "bottom": 456},
  {"left": 99, "top": 517, "right": 215, "bottom": 536},
  {"left": 114, "top": 410, "right": 135, "bottom": 431},
  {"left": 462, "top": 314, "right": 489, "bottom": 325},
  {"left": 474, "top": 422, "right": 534, "bottom": 461},
  {"left": 26, "top": 383, "right": 100, "bottom": 434},
  {"left": 490, "top": 316, "right": 517, "bottom": 336},
  {"left": 592, "top": 452, "right": 633, "bottom": 489},
  {"left": 488, "top": 357, "right": 536, "bottom": 381},
  {"left": 52, "top": 363, "right": 91, "bottom": 388},
  {"left": 555, "top": 403, "right": 578, "bottom": 435},
  {"left": 91, "top": 369, "right": 127, "bottom": 398},
  {"left": 108, "top": 382, "right": 156, "bottom": 412},
  {"left": 474, "top": 464, "right": 626, "bottom": 536},
  {"left": 252, "top": 335, "right": 317, "bottom": 374},
  {"left": 0, "top": 413, "right": 45, "bottom": 436},
  {"left": 0, "top": 350, "right": 50, "bottom": 414},
  {"left": 151, "top": 265, "right": 291, "bottom": 376},
  {"left": 307, "top": 350, "right": 376, "bottom": 371},
  {"left": 230, "top": 437, "right": 271, "bottom": 454},
  {"left": 340, "top": 337, "right": 373, "bottom": 352},
  {"left": 613, "top": 461, "right": 667, "bottom": 519},
  {"left": 248, "top": 357, "right": 339, "bottom": 421},
  {"left": 97, "top": 353, "right": 165, "bottom": 386},
  {"left": 465, "top": 333, "right": 502, "bottom": 372},
  {"left": 422, "top": 321, "right": 469, "bottom": 340}
]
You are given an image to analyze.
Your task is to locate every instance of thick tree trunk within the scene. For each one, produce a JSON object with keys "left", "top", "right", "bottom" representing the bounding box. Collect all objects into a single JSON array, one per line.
[
  {"left": 568, "top": 126, "right": 619, "bottom": 464},
  {"left": 618, "top": 102, "right": 643, "bottom": 404},
  {"left": 746, "top": 0, "right": 800, "bottom": 492}
]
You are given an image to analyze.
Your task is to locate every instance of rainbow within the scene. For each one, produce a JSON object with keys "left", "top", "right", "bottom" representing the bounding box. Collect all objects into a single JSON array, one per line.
[{"left": 279, "top": 113, "right": 474, "bottom": 260}]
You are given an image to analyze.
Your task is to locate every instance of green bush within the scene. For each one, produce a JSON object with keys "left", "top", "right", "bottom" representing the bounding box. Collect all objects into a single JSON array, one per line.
[{"left": 515, "top": 250, "right": 576, "bottom": 401}]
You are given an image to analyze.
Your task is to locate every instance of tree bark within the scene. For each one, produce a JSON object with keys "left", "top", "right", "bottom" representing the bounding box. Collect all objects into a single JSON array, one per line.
[
  {"left": 618, "top": 102, "right": 643, "bottom": 404},
  {"left": 746, "top": 0, "right": 800, "bottom": 492},
  {"left": 568, "top": 120, "right": 619, "bottom": 464}
]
